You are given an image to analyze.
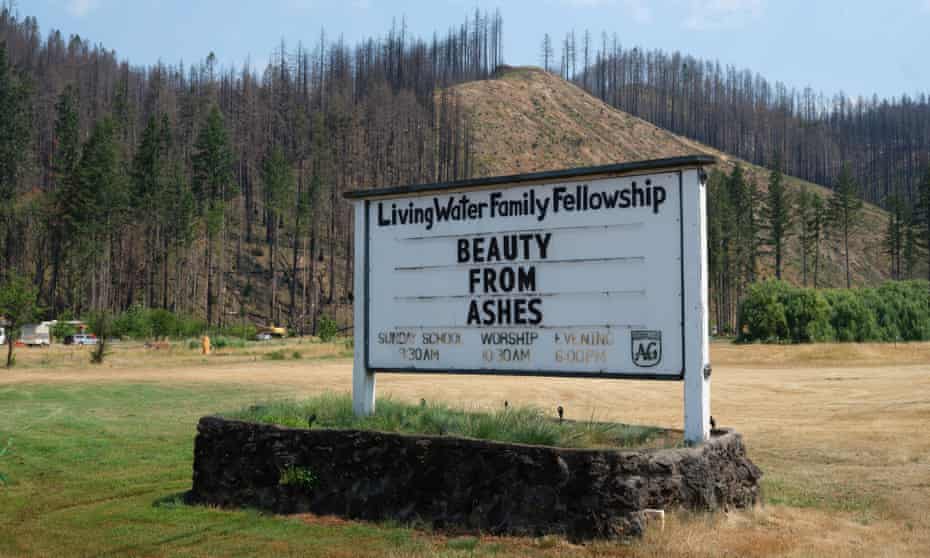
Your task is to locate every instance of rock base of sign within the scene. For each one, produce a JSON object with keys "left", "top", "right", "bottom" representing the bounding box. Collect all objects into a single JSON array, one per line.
[{"left": 188, "top": 416, "right": 762, "bottom": 541}]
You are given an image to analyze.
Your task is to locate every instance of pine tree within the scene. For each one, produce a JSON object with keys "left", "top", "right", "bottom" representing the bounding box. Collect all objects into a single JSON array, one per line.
[
  {"left": 902, "top": 205, "right": 918, "bottom": 280},
  {"left": 828, "top": 163, "right": 864, "bottom": 288},
  {"left": 262, "top": 145, "right": 293, "bottom": 324},
  {"left": 918, "top": 164, "right": 930, "bottom": 283},
  {"left": 191, "top": 105, "right": 233, "bottom": 325},
  {"left": 707, "top": 169, "right": 733, "bottom": 333},
  {"left": 762, "top": 154, "right": 792, "bottom": 279},
  {"left": 0, "top": 42, "right": 31, "bottom": 269},
  {"left": 49, "top": 85, "right": 81, "bottom": 313},
  {"left": 883, "top": 188, "right": 905, "bottom": 280},
  {"left": 795, "top": 186, "right": 820, "bottom": 286},
  {"left": 74, "top": 117, "right": 129, "bottom": 310}
]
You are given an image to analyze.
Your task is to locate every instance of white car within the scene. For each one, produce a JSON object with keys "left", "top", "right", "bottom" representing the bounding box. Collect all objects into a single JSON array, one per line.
[{"left": 64, "top": 333, "right": 98, "bottom": 346}]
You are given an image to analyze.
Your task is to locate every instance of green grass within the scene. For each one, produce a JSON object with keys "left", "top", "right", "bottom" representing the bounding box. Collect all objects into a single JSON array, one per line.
[
  {"left": 226, "top": 393, "right": 671, "bottom": 449},
  {"left": 0, "top": 383, "right": 466, "bottom": 557}
]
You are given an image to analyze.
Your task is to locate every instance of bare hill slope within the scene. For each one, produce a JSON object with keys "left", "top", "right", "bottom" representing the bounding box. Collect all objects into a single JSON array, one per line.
[{"left": 451, "top": 67, "right": 889, "bottom": 287}]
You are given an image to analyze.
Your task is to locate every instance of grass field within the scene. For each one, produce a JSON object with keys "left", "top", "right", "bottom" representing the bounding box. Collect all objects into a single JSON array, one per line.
[{"left": 1, "top": 339, "right": 929, "bottom": 557}]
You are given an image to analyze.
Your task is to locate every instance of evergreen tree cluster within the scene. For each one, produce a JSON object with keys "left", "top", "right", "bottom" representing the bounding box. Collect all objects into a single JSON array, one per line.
[{"left": 0, "top": 8, "right": 503, "bottom": 330}]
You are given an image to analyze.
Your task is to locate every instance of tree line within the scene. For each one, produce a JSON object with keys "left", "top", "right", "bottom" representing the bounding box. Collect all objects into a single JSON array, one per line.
[
  {"left": 0, "top": 6, "right": 505, "bottom": 331},
  {"left": 707, "top": 158, "right": 930, "bottom": 334},
  {"left": 540, "top": 31, "right": 930, "bottom": 213}
]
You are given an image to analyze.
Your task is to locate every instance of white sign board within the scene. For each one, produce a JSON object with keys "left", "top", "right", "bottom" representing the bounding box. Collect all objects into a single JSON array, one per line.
[
  {"left": 367, "top": 173, "right": 683, "bottom": 377},
  {"left": 347, "top": 157, "right": 713, "bottom": 442}
]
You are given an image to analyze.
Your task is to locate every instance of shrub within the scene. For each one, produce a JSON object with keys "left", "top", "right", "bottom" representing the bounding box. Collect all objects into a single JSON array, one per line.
[
  {"left": 211, "top": 336, "right": 245, "bottom": 350},
  {"left": 737, "top": 280, "right": 790, "bottom": 342},
  {"left": 0, "top": 438, "right": 11, "bottom": 485},
  {"left": 112, "top": 304, "right": 153, "bottom": 339},
  {"left": 50, "top": 321, "right": 77, "bottom": 342},
  {"left": 737, "top": 280, "right": 929, "bottom": 344},
  {"left": 318, "top": 315, "right": 338, "bottom": 342},
  {"left": 148, "top": 309, "right": 178, "bottom": 340},
  {"left": 783, "top": 288, "right": 832, "bottom": 342},
  {"left": 264, "top": 350, "right": 287, "bottom": 361}
]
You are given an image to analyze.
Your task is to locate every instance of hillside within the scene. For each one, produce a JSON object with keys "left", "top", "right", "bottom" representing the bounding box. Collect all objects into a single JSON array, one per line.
[{"left": 450, "top": 66, "right": 891, "bottom": 288}]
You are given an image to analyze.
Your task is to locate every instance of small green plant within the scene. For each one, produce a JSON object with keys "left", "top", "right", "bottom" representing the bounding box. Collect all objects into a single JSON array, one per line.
[
  {"left": 291, "top": 351, "right": 302, "bottom": 360},
  {"left": 50, "top": 320, "right": 77, "bottom": 342},
  {"left": 279, "top": 465, "right": 317, "bottom": 489},
  {"left": 211, "top": 336, "right": 245, "bottom": 350},
  {"left": 264, "top": 350, "right": 287, "bottom": 361},
  {"left": 0, "top": 438, "right": 12, "bottom": 486},
  {"left": 318, "top": 315, "right": 338, "bottom": 342},
  {"left": 446, "top": 536, "right": 479, "bottom": 551}
]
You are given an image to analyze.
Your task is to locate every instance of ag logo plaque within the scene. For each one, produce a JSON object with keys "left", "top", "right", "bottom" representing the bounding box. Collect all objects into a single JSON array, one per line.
[{"left": 631, "top": 330, "right": 662, "bottom": 368}]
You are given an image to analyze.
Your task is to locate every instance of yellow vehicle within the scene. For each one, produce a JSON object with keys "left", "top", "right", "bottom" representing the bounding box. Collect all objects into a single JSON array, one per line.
[{"left": 256, "top": 325, "right": 287, "bottom": 339}]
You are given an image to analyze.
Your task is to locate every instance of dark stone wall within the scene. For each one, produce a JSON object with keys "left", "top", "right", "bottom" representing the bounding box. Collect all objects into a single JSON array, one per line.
[{"left": 189, "top": 416, "right": 761, "bottom": 540}]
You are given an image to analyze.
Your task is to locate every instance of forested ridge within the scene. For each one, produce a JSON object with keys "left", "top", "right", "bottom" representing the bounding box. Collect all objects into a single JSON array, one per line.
[
  {"left": 1, "top": 6, "right": 928, "bottom": 335},
  {"left": 0, "top": 6, "right": 503, "bottom": 331},
  {"left": 543, "top": 30, "right": 930, "bottom": 208}
]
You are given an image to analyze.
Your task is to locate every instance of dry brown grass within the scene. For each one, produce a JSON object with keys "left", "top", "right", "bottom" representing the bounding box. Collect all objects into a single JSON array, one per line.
[
  {"left": 4, "top": 340, "right": 929, "bottom": 556},
  {"left": 451, "top": 67, "right": 893, "bottom": 287}
]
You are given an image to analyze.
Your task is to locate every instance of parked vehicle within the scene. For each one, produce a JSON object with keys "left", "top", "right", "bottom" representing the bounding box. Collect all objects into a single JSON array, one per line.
[
  {"left": 255, "top": 332, "right": 273, "bottom": 341},
  {"left": 64, "top": 333, "right": 98, "bottom": 346},
  {"left": 0, "top": 326, "right": 6, "bottom": 346},
  {"left": 20, "top": 322, "right": 52, "bottom": 346}
]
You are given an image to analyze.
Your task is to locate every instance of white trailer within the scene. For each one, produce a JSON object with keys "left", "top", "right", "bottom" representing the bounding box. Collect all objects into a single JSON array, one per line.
[{"left": 20, "top": 322, "right": 53, "bottom": 346}]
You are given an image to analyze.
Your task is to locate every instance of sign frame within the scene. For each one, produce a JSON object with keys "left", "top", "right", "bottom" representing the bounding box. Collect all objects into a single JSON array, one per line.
[{"left": 345, "top": 155, "right": 715, "bottom": 442}]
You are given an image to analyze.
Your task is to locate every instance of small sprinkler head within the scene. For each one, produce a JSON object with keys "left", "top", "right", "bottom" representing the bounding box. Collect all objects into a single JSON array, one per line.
[
  {"left": 557, "top": 405, "right": 564, "bottom": 423},
  {"left": 504, "top": 400, "right": 509, "bottom": 409},
  {"left": 420, "top": 398, "right": 427, "bottom": 408}
]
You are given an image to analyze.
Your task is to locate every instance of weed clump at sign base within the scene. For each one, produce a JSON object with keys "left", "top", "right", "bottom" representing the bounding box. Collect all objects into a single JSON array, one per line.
[{"left": 227, "top": 393, "right": 673, "bottom": 449}]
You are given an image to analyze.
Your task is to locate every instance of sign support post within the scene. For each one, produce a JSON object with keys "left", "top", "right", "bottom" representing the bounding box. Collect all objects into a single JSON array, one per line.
[
  {"left": 352, "top": 200, "right": 376, "bottom": 416},
  {"left": 682, "top": 169, "right": 711, "bottom": 444}
]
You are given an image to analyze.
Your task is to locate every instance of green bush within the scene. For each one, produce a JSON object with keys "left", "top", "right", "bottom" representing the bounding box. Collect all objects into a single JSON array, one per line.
[
  {"left": 738, "top": 280, "right": 789, "bottom": 342},
  {"left": 50, "top": 321, "right": 78, "bottom": 342},
  {"left": 264, "top": 350, "right": 287, "bottom": 361},
  {"left": 738, "top": 280, "right": 930, "bottom": 344},
  {"left": 112, "top": 305, "right": 153, "bottom": 339},
  {"left": 211, "top": 336, "right": 245, "bottom": 350},
  {"left": 0, "top": 438, "right": 11, "bottom": 485},
  {"left": 318, "top": 315, "right": 338, "bottom": 342}
]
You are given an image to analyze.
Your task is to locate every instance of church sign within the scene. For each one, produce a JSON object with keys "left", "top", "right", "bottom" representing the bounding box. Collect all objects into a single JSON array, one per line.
[{"left": 345, "top": 156, "right": 715, "bottom": 442}]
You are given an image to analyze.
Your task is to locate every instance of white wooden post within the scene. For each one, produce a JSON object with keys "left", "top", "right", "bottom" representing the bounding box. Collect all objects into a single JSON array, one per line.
[
  {"left": 352, "top": 200, "right": 376, "bottom": 416},
  {"left": 682, "top": 167, "right": 711, "bottom": 444}
]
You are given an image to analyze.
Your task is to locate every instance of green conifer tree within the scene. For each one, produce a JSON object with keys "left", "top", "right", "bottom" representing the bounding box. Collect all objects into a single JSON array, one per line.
[
  {"left": 191, "top": 105, "right": 234, "bottom": 325},
  {"left": 828, "top": 163, "right": 864, "bottom": 288},
  {"left": 762, "top": 154, "right": 792, "bottom": 279}
]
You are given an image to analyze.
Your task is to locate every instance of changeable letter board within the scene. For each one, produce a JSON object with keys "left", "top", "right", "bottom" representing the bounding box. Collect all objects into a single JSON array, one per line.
[{"left": 365, "top": 171, "right": 686, "bottom": 378}]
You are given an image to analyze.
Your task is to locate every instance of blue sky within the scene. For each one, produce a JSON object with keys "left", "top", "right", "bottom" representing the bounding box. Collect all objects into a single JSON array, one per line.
[{"left": 21, "top": 0, "right": 930, "bottom": 99}]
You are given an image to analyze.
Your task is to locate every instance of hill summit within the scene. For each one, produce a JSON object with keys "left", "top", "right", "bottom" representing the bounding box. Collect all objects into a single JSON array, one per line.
[{"left": 450, "top": 66, "right": 889, "bottom": 288}]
